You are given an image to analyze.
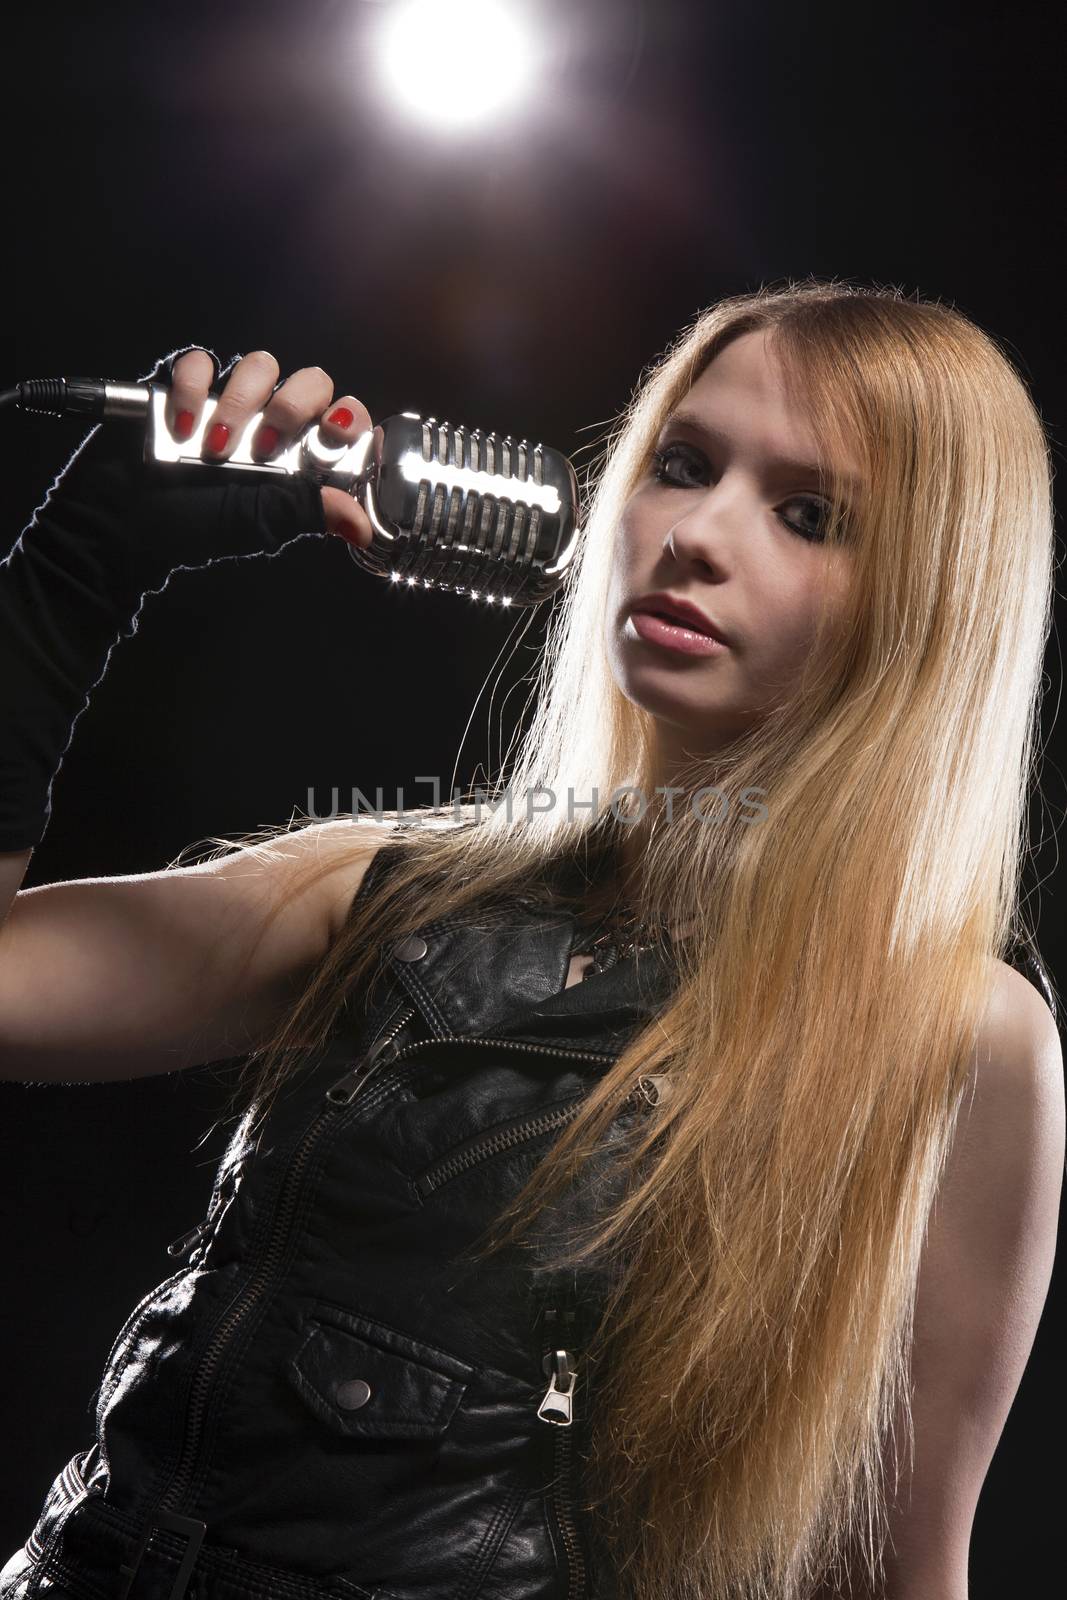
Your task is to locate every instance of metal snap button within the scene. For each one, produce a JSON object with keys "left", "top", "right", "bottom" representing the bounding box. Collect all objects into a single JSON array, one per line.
[
  {"left": 336, "top": 1378, "right": 373, "bottom": 1411},
  {"left": 392, "top": 934, "right": 428, "bottom": 962}
]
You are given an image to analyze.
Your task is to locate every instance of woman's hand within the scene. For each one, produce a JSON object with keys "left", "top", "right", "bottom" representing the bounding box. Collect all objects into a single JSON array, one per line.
[{"left": 164, "top": 348, "right": 374, "bottom": 550}]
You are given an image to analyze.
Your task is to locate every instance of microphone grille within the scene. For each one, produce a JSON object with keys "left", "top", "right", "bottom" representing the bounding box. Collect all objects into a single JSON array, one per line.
[{"left": 347, "top": 413, "right": 581, "bottom": 607}]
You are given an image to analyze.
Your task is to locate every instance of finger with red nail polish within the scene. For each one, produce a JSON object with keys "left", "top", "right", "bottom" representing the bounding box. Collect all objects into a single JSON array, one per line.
[
  {"left": 204, "top": 421, "right": 231, "bottom": 458},
  {"left": 165, "top": 347, "right": 217, "bottom": 441},
  {"left": 250, "top": 423, "right": 281, "bottom": 460},
  {"left": 321, "top": 396, "right": 371, "bottom": 440},
  {"left": 204, "top": 349, "right": 282, "bottom": 461}
]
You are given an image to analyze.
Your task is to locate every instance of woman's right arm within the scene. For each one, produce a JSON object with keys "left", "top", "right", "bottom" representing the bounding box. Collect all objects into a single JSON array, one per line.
[
  {"left": 0, "top": 345, "right": 380, "bottom": 1082},
  {"left": 0, "top": 818, "right": 392, "bottom": 1082}
]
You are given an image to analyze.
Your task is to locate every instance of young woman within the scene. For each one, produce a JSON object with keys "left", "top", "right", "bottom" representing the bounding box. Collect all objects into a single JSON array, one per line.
[{"left": 0, "top": 281, "right": 1062, "bottom": 1600}]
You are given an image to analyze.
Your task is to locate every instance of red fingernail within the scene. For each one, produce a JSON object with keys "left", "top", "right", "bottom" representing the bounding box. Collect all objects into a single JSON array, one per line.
[
  {"left": 327, "top": 406, "right": 354, "bottom": 429},
  {"left": 251, "top": 424, "right": 281, "bottom": 458},
  {"left": 205, "top": 422, "right": 230, "bottom": 455},
  {"left": 174, "top": 409, "right": 195, "bottom": 441}
]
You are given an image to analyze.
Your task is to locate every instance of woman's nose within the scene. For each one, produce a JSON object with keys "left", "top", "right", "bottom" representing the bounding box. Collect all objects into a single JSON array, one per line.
[{"left": 662, "top": 490, "right": 740, "bottom": 574}]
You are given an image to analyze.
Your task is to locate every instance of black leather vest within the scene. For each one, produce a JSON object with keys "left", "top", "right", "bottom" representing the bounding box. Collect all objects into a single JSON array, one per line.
[{"left": 1, "top": 844, "right": 677, "bottom": 1600}]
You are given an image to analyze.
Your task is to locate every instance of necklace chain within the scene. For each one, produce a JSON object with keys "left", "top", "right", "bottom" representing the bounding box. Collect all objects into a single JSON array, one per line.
[{"left": 574, "top": 902, "right": 665, "bottom": 975}]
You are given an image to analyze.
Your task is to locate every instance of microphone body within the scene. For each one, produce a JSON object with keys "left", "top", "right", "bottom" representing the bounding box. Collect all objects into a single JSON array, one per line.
[{"left": 9, "top": 378, "right": 581, "bottom": 606}]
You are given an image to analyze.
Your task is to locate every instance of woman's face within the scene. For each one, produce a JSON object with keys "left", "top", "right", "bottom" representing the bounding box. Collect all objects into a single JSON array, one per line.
[{"left": 606, "top": 327, "right": 858, "bottom": 777}]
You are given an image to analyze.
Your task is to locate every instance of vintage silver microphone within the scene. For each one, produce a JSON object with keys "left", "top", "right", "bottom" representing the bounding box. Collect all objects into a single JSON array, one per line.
[{"left": 4, "top": 377, "right": 582, "bottom": 606}]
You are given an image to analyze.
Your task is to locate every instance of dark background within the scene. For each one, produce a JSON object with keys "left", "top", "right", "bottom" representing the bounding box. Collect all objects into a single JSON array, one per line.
[{"left": 1, "top": 0, "right": 1063, "bottom": 1589}]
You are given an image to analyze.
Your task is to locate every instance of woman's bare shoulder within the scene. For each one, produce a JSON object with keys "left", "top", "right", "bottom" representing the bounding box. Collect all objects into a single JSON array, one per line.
[{"left": 981, "top": 955, "right": 1060, "bottom": 1067}]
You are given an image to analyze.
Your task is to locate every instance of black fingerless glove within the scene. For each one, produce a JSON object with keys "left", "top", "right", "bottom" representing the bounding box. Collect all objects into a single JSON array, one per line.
[{"left": 0, "top": 346, "right": 329, "bottom": 851}]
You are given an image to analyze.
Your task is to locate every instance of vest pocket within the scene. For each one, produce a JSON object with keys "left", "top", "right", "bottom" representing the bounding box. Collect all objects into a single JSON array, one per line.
[{"left": 286, "top": 1301, "right": 475, "bottom": 1440}]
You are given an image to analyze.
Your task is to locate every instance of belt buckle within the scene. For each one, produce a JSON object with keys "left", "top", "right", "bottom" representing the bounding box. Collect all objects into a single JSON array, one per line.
[{"left": 116, "top": 1509, "right": 207, "bottom": 1600}]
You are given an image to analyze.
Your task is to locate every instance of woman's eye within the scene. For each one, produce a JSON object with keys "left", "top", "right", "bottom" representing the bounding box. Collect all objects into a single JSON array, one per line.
[
  {"left": 650, "top": 444, "right": 706, "bottom": 487},
  {"left": 780, "top": 496, "right": 831, "bottom": 543}
]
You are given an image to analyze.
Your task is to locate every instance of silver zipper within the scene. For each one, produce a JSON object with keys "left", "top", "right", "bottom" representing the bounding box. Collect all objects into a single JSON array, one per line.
[
  {"left": 538, "top": 1307, "right": 588, "bottom": 1598},
  {"left": 324, "top": 1005, "right": 420, "bottom": 1105},
  {"left": 166, "top": 1205, "right": 228, "bottom": 1261},
  {"left": 537, "top": 1346, "right": 578, "bottom": 1426},
  {"left": 414, "top": 1070, "right": 667, "bottom": 1198}
]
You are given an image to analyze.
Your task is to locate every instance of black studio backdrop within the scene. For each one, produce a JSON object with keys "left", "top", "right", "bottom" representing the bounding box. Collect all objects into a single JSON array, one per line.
[{"left": 1, "top": 1, "right": 1064, "bottom": 1590}]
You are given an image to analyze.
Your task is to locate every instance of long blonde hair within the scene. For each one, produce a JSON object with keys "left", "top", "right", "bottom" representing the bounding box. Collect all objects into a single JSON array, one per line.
[{"left": 187, "top": 279, "right": 1058, "bottom": 1599}]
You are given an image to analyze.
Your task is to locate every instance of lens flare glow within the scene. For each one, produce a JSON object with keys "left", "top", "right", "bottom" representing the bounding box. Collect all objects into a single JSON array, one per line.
[{"left": 376, "top": 0, "right": 538, "bottom": 130}]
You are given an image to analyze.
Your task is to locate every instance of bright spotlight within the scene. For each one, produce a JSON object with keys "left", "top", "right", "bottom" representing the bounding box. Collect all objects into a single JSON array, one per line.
[{"left": 376, "top": 0, "right": 539, "bottom": 132}]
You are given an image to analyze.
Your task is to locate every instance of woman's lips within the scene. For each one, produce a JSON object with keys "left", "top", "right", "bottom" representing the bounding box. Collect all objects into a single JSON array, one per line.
[{"left": 629, "top": 608, "right": 730, "bottom": 657}]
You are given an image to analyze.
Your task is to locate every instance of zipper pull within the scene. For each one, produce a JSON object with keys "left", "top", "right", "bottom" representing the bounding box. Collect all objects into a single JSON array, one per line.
[
  {"left": 326, "top": 1008, "right": 416, "bottom": 1106},
  {"left": 325, "top": 1047, "right": 396, "bottom": 1107},
  {"left": 165, "top": 1218, "right": 213, "bottom": 1259},
  {"left": 637, "top": 1074, "right": 670, "bottom": 1105},
  {"left": 537, "top": 1348, "right": 578, "bottom": 1426},
  {"left": 164, "top": 1158, "right": 246, "bottom": 1259}
]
